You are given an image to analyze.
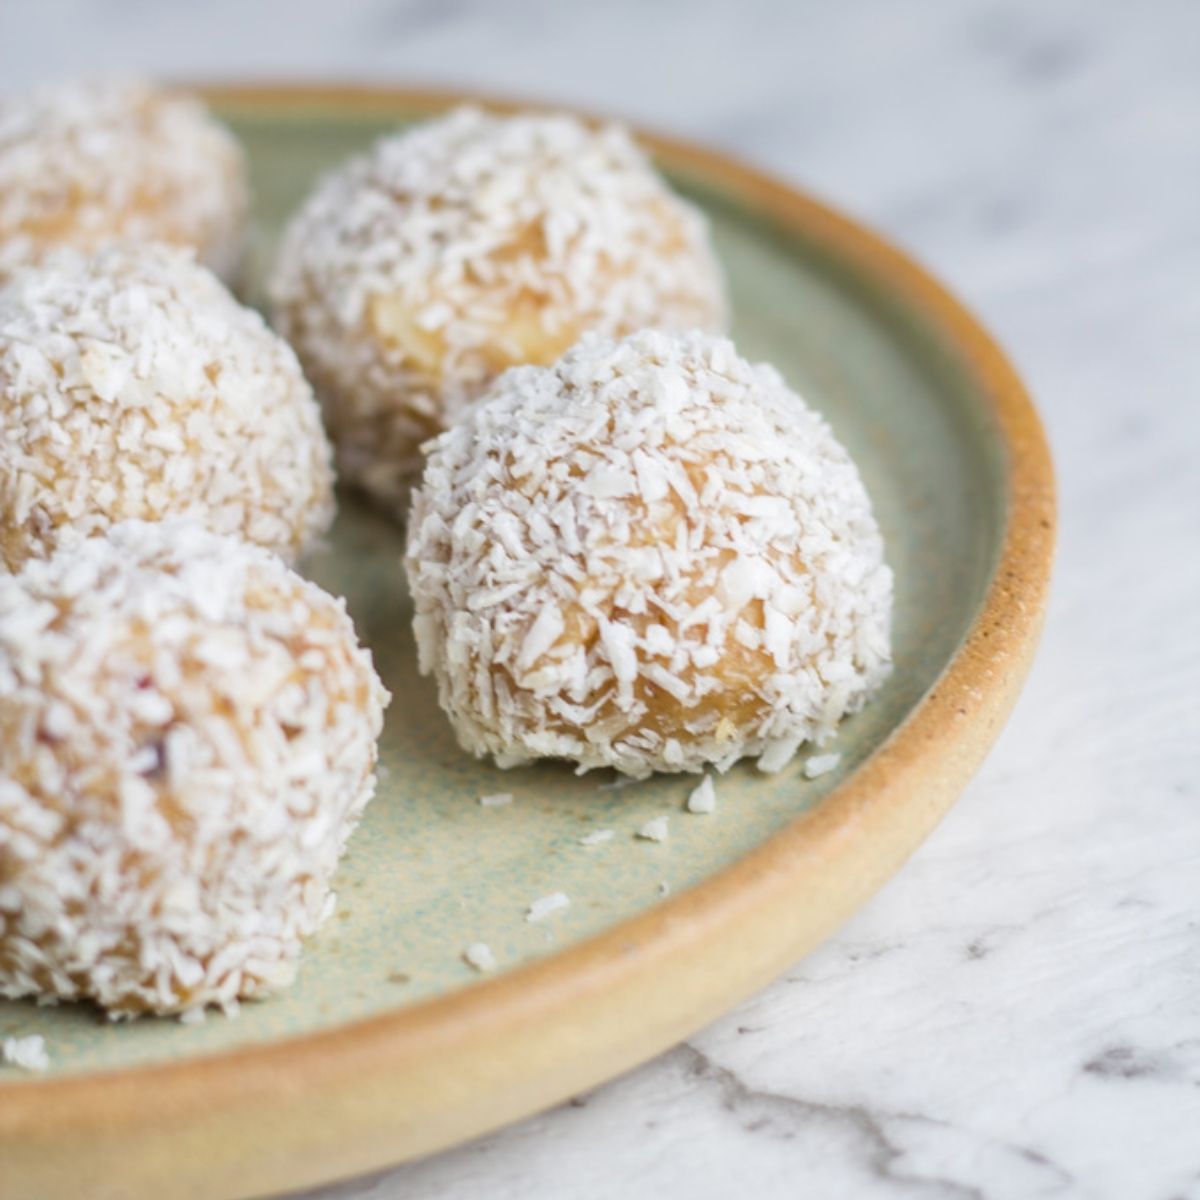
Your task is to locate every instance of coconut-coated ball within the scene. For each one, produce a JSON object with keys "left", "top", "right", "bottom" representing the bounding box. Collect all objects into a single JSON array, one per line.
[
  {"left": 0, "top": 242, "right": 335, "bottom": 572},
  {"left": 0, "top": 78, "right": 247, "bottom": 284},
  {"left": 406, "top": 331, "right": 893, "bottom": 778},
  {"left": 0, "top": 520, "right": 389, "bottom": 1017},
  {"left": 270, "top": 106, "right": 727, "bottom": 511}
]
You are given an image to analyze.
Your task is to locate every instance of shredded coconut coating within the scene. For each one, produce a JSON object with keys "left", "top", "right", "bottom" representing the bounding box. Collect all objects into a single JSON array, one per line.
[
  {"left": 0, "top": 78, "right": 247, "bottom": 284},
  {"left": 0, "top": 520, "right": 389, "bottom": 1017},
  {"left": 406, "top": 330, "right": 893, "bottom": 778},
  {"left": 0, "top": 242, "right": 335, "bottom": 572},
  {"left": 270, "top": 106, "right": 727, "bottom": 511}
]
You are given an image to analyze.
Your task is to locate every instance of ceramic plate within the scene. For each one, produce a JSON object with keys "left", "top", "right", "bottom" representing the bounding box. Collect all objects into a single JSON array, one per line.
[{"left": 0, "top": 87, "right": 1054, "bottom": 1200}]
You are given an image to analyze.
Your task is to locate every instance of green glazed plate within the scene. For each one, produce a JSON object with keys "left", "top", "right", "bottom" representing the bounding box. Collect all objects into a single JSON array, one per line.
[{"left": 0, "top": 87, "right": 1055, "bottom": 1200}]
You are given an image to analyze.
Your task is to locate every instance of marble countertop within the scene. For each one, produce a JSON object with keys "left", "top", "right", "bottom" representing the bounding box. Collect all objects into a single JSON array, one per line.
[{"left": 3, "top": 1, "right": 1197, "bottom": 1196}]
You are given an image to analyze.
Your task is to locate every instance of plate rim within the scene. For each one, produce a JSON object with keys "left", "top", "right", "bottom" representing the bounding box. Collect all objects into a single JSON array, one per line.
[{"left": 0, "top": 84, "right": 1056, "bottom": 1200}]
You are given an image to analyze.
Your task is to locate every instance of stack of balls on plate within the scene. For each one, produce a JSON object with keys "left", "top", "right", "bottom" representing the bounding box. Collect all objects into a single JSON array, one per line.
[{"left": 0, "top": 80, "right": 892, "bottom": 1021}]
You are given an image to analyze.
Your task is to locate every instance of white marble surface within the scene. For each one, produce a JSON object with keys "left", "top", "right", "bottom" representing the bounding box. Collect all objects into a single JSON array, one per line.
[{"left": 3, "top": 1, "right": 1198, "bottom": 1196}]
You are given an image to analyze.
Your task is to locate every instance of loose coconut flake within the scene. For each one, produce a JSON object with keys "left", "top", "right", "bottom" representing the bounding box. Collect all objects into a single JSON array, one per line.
[
  {"left": 804, "top": 752, "right": 842, "bottom": 779},
  {"left": 1, "top": 1034, "right": 48, "bottom": 1072},
  {"left": 637, "top": 816, "right": 670, "bottom": 843},
  {"left": 463, "top": 942, "right": 497, "bottom": 972},
  {"left": 579, "top": 829, "right": 615, "bottom": 846},
  {"left": 526, "top": 892, "right": 570, "bottom": 923},
  {"left": 686, "top": 776, "right": 717, "bottom": 815}
]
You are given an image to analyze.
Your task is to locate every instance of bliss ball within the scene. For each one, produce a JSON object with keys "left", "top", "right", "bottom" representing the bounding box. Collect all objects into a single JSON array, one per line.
[
  {"left": 0, "top": 78, "right": 247, "bottom": 284},
  {"left": 0, "top": 242, "right": 335, "bottom": 572},
  {"left": 406, "top": 331, "right": 893, "bottom": 778},
  {"left": 270, "top": 106, "right": 727, "bottom": 511},
  {"left": 0, "top": 520, "right": 389, "bottom": 1017}
]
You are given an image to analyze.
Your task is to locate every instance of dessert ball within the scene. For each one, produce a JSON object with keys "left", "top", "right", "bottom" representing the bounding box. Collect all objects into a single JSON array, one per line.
[
  {"left": 0, "top": 78, "right": 247, "bottom": 284},
  {"left": 0, "top": 520, "right": 389, "bottom": 1017},
  {"left": 0, "top": 242, "right": 335, "bottom": 572},
  {"left": 270, "top": 106, "right": 727, "bottom": 511},
  {"left": 406, "top": 331, "right": 893, "bottom": 778}
]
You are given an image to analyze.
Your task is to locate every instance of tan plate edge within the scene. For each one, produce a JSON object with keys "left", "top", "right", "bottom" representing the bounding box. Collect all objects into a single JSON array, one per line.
[{"left": 0, "top": 84, "right": 1056, "bottom": 1200}]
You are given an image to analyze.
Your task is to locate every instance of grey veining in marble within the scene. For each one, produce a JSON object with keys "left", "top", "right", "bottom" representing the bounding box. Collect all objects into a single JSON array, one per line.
[{"left": 2, "top": 1, "right": 1198, "bottom": 1197}]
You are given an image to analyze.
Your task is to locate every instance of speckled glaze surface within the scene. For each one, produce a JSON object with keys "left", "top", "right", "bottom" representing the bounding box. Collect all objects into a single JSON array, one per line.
[{"left": 0, "top": 88, "right": 1053, "bottom": 1200}]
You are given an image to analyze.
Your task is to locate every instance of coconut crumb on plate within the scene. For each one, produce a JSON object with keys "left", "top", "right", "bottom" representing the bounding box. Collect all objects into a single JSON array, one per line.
[
  {"left": 1, "top": 1034, "right": 48, "bottom": 1072},
  {"left": 636, "top": 816, "right": 670, "bottom": 843},
  {"left": 478, "top": 792, "right": 513, "bottom": 807},
  {"left": 804, "top": 752, "right": 842, "bottom": 779},
  {"left": 597, "top": 777, "right": 640, "bottom": 792},
  {"left": 579, "top": 829, "right": 615, "bottom": 846},
  {"left": 686, "top": 776, "right": 717, "bottom": 814},
  {"left": 463, "top": 943, "right": 497, "bottom": 973},
  {"left": 526, "top": 892, "right": 570, "bottom": 923}
]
